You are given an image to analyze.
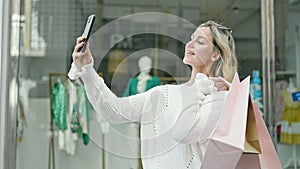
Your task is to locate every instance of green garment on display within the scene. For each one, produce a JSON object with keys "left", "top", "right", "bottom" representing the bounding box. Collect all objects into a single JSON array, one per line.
[
  {"left": 52, "top": 82, "right": 67, "bottom": 130},
  {"left": 70, "top": 105, "right": 79, "bottom": 133},
  {"left": 76, "top": 82, "right": 91, "bottom": 145},
  {"left": 123, "top": 76, "right": 160, "bottom": 96}
]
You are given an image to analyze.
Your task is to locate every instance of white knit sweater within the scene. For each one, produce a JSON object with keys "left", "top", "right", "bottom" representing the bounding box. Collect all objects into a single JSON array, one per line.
[{"left": 68, "top": 59, "right": 228, "bottom": 169}]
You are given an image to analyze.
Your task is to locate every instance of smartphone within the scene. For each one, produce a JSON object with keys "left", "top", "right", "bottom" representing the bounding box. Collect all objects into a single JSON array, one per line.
[{"left": 79, "top": 14, "right": 96, "bottom": 52}]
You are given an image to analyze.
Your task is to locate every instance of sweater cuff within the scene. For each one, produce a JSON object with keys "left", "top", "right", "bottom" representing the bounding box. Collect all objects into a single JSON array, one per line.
[
  {"left": 68, "top": 57, "right": 94, "bottom": 80},
  {"left": 80, "top": 58, "right": 104, "bottom": 86}
]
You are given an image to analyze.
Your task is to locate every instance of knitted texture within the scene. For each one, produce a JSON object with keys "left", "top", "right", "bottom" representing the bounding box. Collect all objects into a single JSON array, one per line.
[{"left": 68, "top": 61, "right": 228, "bottom": 168}]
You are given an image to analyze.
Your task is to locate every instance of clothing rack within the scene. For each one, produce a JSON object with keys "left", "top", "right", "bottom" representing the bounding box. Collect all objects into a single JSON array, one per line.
[
  {"left": 48, "top": 72, "right": 102, "bottom": 169},
  {"left": 48, "top": 73, "right": 66, "bottom": 169}
]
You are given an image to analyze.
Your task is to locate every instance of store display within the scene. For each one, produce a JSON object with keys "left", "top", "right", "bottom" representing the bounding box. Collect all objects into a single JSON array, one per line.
[
  {"left": 279, "top": 78, "right": 300, "bottom": 169},
  {"left": 275, "top": 81, "right": 288, "bottom": 123},
  {"left": 280, "top": 78, "right": 300, "bottom": 144},
  {"left": 51, "top": 79, "right": 68, "bottom": 130},
  {"left": 250, "top": 70, "right": 262, "bottom": 101},
  {"left": 6, "top": 1, "right": 299, "bottom": 169},
  {"left": 51, "top": 76, "right": 91, "bottom": 155},
  {"left": 250, "top": 70, "right": 263, "bottom": 116},
  {"left": 123, "top": 56, "right": 160, "bottom": 96},
  {"left": 75, "top": 80, "right": 91, "bottom": 145}
]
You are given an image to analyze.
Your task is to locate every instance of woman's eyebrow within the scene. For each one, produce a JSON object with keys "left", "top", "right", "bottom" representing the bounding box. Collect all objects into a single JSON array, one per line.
[
  {"left": 191, "top": 34, "right": 209, "bottom": 42},
  {"left": 196, "top": 35, "right": 208, "bottom": 42}
]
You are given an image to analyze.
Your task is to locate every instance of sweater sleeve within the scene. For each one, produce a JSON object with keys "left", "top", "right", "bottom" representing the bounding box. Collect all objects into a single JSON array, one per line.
[
  {"left": 173, "top": 91, "right": 228, "bottom": 144},
  {"left": 68, "top": 60, "right": 148, "bottom": 124},
  {"left": 171, "top": 73, "right": 228, "bottom": 144}
]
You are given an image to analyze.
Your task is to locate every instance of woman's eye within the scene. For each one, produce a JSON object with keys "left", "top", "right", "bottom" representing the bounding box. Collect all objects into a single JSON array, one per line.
[{"left": 197, "top": 41, "right": 204, "bottom": 44}]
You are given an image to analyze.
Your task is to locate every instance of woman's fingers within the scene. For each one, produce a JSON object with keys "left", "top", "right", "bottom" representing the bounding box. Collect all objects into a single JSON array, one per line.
[
  {"left": 217, "top": 85, "right": 228, "bottom": 91},
  {"left": 72, "top": 37, "right": 92, "bottom": 70},
  {"left": 217, "top": 76, "right": 231, "bottom": 88},
  {"left": 209, "top": 77, "right": 230, "bottom": 91},
  {"left": 74, "top": 42, "right": 85, "bottom": 53},
  {"left": 72, "top": 50, "right": 81, "bottom": 60},
  {"left": 76, "top": 36, "right": 85, "bottom": 44}
]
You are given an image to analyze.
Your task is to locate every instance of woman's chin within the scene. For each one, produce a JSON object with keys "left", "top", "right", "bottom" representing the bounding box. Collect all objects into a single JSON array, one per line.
[{"left": 182, "top": 57, "right": 189, "bottom": 64}]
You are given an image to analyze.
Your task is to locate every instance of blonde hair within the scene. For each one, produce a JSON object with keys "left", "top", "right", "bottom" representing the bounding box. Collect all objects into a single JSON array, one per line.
[{"left": 199, "top": 21, "right": 238, "bottom": 82}]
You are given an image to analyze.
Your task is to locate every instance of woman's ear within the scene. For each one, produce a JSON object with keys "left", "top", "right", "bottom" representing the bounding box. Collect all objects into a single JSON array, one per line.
[{"left": 211, "top": 52, "right": 220, "bottom": 62}]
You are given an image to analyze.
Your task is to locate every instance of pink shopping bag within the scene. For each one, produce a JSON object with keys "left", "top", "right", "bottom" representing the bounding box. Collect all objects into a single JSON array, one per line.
[
  {"left": 236, "top": 103, "right": 282, "bottom": 169},
  {"left": 200, "top": 73, "right": 281, "bottom": 168},
  {"left": 200, "top": 73, "right": 253, "bottom": 169}
]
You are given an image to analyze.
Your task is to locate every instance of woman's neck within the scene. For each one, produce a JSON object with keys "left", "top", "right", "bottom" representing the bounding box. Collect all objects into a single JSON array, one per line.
[{"left": 186, "top": 67, "right": 211, "bottom": 85}]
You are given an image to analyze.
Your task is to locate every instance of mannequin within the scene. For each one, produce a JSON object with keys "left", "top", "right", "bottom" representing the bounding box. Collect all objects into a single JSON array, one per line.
[
  {"left": 281, "top": 78, "right": 300, "bottom": 144},
  {"left": 123, "top": 56, "right": 160, "bottom": 96},
  {"left": 281, "top": 78, "right": 300, "bottom": 169},
  {"left": 118, "top": 56, "right": 160, "bottom": 169}
]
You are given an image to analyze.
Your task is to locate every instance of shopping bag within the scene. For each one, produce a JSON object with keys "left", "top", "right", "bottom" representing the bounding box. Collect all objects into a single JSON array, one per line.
[
  {"left": 200, "top": 73, "right": 253, "bottom": 169},
  {"left": 235, "top": 99, "right": 262, "bottom": 169},
  {"left": 244, "top": 99, "right": 261, "bottom": 154},
  {"left": 236, "top": 102, "right": 282, "bottom": 169}
]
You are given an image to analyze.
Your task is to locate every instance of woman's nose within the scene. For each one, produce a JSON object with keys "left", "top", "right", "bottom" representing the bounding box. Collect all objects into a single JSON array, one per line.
[{"left": 187, "top": 40, "right": 194, "bottom": 48}]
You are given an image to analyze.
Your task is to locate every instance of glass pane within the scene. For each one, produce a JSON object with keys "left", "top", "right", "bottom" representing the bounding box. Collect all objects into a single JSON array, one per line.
[
  {"left": 16, "top": 0, "right": 102, "bottom": 169},
  {"left": 12, "top": 0, "right": 273, "bottom": 169},
  {"left": 274, "top": 0, "right": 300, "bottom": 168}
]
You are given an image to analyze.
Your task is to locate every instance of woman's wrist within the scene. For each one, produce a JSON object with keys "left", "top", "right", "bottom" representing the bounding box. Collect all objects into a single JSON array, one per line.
[{"left": 75, "top": 57, "right": 92, "bottom": 71}]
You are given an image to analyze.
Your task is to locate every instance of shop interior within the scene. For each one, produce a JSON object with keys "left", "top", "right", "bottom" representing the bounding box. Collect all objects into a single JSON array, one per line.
[{"left": 5, "top": 0, "right": 300, "bottom": 168}]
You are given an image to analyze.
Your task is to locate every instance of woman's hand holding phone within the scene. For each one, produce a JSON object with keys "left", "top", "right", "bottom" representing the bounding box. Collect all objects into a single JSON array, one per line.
[
  {"left": 72, "top": 36, "right": 92, "bottom": 70},
  {"left": 72, "top": 14, "right": 95, "bottom": 70}
]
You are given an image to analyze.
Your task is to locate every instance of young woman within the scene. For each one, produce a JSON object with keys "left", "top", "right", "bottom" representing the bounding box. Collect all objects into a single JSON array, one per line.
[{"left": 68, "top": 20, "right": 238, "bottom": 169}]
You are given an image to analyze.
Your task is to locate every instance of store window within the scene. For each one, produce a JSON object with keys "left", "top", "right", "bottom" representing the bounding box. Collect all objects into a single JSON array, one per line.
[
  {"left": 8, "top": 0, "right": 290, "bottom": 169},
  {"left": 274, "top": 0, "right": 300, "bottom": 168}
]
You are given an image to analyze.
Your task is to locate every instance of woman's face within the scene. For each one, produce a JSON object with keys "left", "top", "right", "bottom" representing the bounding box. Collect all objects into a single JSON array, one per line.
[{"left": 183, "top": 26, "right": 217, "bottom": 73}]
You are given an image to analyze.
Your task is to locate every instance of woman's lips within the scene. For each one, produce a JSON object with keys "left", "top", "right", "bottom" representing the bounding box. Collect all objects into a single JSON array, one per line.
[{"left": 186, "top": 50, "right": 194, "bottom": 55}]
